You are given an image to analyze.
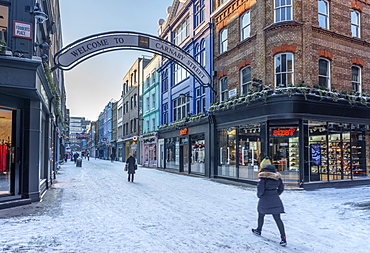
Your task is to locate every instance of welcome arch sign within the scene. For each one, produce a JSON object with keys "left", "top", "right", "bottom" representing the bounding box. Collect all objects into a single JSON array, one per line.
[{"left": 53, "top": 31, "right": 214, "bottom": 92}]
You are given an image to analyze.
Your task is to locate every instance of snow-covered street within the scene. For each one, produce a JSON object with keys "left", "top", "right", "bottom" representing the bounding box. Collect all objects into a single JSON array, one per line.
[{"left": 1, "top": 159, "right": 369, "bottom": 252}]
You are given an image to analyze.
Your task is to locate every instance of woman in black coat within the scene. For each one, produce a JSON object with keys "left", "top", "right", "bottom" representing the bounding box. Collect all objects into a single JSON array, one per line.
[
  {"left": 125, "top": 154, "right": 136, "bottom": 182},
  {"left": 252, "top": 164, "right": 287, "bottom": 246}
]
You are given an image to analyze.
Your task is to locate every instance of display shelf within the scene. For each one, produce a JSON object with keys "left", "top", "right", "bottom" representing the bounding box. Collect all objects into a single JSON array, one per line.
[{"left": 288, "top": 139, "right": 299, "bottom": 171}]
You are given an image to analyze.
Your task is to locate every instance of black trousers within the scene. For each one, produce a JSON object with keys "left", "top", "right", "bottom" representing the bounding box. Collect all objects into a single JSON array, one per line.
[
  {"left": 128, "top": 174, "right": 134, "bottom": 182},
  {"left": 257, "top": 212, "right": 286, "bottom": 238}
]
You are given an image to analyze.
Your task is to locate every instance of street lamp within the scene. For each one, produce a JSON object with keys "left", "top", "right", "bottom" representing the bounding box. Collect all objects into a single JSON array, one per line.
[{"left": 29, "top": 3, "right": 48, "bottom": 24}]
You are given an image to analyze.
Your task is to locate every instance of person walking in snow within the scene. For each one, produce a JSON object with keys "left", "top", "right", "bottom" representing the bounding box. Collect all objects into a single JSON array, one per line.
[
  {"left": 125, "top": 154, "right": 137, "bottom": 182},
  {"left": 252, "top": 164, "right": 287, "bottom": 246}
]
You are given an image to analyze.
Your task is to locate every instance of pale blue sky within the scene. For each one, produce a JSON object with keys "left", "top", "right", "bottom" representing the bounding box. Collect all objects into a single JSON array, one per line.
[{"left": 60, "top": 0, "right": 173, "bottom": 120}]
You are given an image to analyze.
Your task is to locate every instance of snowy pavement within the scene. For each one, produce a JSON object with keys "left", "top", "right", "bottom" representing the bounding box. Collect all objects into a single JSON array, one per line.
[{"left": 1, "top": 159, "right": 370, "bottom": 253}]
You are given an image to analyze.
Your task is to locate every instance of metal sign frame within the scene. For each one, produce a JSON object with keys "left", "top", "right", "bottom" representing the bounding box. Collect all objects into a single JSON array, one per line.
[{"left": 53, "top": 31, "right": 214, "bottom": 93}]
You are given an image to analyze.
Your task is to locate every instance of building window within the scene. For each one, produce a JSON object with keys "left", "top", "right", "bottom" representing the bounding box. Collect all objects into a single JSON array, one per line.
[
  {"left": 240, "top": 66, "right": 251, "bottom": 94},
  {"left": 195, "top": 40, "right": 206, "bottom": 67},
  {"left": 220, "top": 28, "right": 228, "bottom": 54},
  {"left": 275, "top": 0, "right": 293, "bottom": 22},
  {"left": 134, "top": 94, "right": 138, "bottom": 107},
  {"left": 162, "top": 103, "right": 168, "bottom": 125},
  {"left": 174, "top": 64, "right": 189, "bottom": 84},
  {"left": 220, "top": 77, "right": 228, "bottom": 102},
  {"left": 195, "top": 43, "right": 201, "bottom": 63},
  {"left": 351, "top": 10, "right": 360, "bottom": 38},
  {"left": 352, "top": 66, "right": 361, "bottom": 93},
  {"left": 146, "top": 97, "right": 150, "bottom": 112},
  {"left": 200, "top": 40, "right": 206, "bottom": 67},
  {"left": 152, "top": 93, "right": 156, "bottom": 109},
  {"left": 318, "top": 0, "right": 329, "bottom": 29},
  {"left": 196, "top": 87, "right": 203, "bottom": 114},
  {"left": 173, "top": 96, "right": 190, "bottom": 121},
  {"left": 151, "top": 72, "right": 156, "bottom": 84},
  {"left": 146, "top": 120, "right": 150, "bottom": 133},
  {"left": 318, "top": 58, "right": 330, "bottom": 89},
  {"left": 174, "top": 17, "right": 190, "bottom": 45},
  {"left": 274, "top": 53, "right": 294, "bottom": 87},
  {"left": 151, "top": 117, "right": 156, "bottom": 131},
  {"left": 145, "top": 76, "right": 150, "bottom": 89},
  {"left": 194, "top": 0, "right": 205, "bottom": 28},
  {"left": 162, "top": 70, "right": 168, "bottom": 92},
  {"left": 240, "top": 10, "right": 250, "bottom": 41},
  {"left": 0, "top": 5, "right": 9, "bottom": 47}
]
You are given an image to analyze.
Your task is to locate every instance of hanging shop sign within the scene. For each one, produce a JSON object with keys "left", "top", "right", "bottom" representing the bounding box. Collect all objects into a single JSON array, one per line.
[{"left": 272, "top": 128, "right": 297, "bottom": 137}]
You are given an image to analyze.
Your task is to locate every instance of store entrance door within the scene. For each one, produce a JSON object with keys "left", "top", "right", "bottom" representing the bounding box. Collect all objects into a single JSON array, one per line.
[{"left": 0, "top": 108, "right": 16, "bottom": 197}]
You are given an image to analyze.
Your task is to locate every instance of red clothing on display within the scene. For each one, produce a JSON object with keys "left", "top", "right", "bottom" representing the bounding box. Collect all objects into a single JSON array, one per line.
[{"left": 0, "top": 144, "right": 7, "bottom": 172}]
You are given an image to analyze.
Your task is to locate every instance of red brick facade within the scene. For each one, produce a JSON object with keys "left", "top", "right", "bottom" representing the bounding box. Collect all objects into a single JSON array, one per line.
[{"left": 213, "top": 0, "right": 370, "bottom": 100}]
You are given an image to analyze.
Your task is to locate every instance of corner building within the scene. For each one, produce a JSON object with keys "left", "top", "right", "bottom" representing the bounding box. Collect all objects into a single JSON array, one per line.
[
  {"left": 211, "top": 0, "right": 370, "bottom": 189},
  {"left": 0, "top": 0, "right": 66, "bottom": 208}
]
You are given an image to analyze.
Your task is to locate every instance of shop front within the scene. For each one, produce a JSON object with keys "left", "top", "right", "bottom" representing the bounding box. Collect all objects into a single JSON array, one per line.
[
  {"left": 0, "top": 57, "right": 56, "bottom": 208},
  {"left": 158, "top": 119, "right": 209, "bottom": 176},
  {"left": 212, "top": 94, "right": 370, "bottom": 189},
  {"left": 141, "top": 134, "right": 158, "bottom": 168}
]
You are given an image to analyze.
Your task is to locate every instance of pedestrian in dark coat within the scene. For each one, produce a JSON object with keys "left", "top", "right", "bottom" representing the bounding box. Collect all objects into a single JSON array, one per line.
[
  {"left": 125, "top": 154, "right": 136, "bottom": 182},
  {"left": 252, "top": 164, "right": 287, "bottom": 246},
  {"left": 73, "top": 152, "right": 79, "bottom": 163}
]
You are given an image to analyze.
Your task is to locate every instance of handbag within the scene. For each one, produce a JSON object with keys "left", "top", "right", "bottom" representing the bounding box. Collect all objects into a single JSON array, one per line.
[
  {"left": 124, "top": 164, "right": 128, "bottom": 171},
  {"left": 134, "top": 164, "right": 137, "bottom": 170}
]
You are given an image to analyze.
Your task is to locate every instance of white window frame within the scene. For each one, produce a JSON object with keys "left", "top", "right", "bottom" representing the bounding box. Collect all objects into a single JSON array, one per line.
[
  {"left": 146, "top": 96, "right": 150, "bottom": 112},
  {"left": 220, "top": 77, "right": 228, "bottom": 102},
  {"left": 174, "top": 64, "right": 189, "bottom": 84},
  {"left": 240, "top": 66, "right": 251, "bottom": 94},
  {"left": 318, "top": 58, "right": 330, "bottom": 89},
  {"left": 274, "top": 53, "right": 294, "bottom": 88},
  {"left": 240, "top": 10, "right": 251, "bottom": 41},
  {"left": 351, "top": 10, "right": 360, "bottom": 38},
  {"left": 318, "top": 0, "right": 329, "bottom": 29},
  {"left": 351, "top": 65, "right": 361, "bottom": 93},
  {"left": 152, "top": 93, "right": 156, "bottom": 109},
  {"left": 173, "top": 96, "right": 190, "bottom": 121},
  {"left": 201, "top": 40, "right": 206, "bottom": 67},
  {"left": 152, "top": 117, "right": 156, "bottom": 131},
  {"left": 146, "top": 119, "right": 150, "bottom": 133},
  {"left": 220, "top": 28, "right": 228, "bottom": 54},
  {"left": 194, "top": 0, "right": 205, "bottom": 27},
  {"left": 174, "top": 17, "right": 190, "bottom": 45},
  {"left": 274, "top": 0, "right": 293, "bottom": 23}
]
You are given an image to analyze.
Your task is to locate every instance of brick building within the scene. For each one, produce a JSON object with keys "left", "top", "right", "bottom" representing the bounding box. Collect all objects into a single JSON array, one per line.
[{"left": 210, "top": 0, "right": 370, "bottom": 188}]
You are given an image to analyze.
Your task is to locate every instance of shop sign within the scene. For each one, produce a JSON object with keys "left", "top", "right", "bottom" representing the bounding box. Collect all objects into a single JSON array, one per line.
[
  {"left": 13, "top": 21, "right": 32, "bottom": 39},
  {"left": 272, "top": 128, "right": 297, "bottom": 137},
  {"left": 180, "top": 128, "right": 188, "bottom": 135}
]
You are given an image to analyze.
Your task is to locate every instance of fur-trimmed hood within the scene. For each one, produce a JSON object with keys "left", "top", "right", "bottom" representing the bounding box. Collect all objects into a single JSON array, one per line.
[{"left": 258, "top": 171, "right": 281, "bottom": 180}]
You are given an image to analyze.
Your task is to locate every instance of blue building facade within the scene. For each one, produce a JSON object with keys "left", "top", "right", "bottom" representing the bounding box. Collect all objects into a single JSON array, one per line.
[
  {"left": 157, "top": 0, "right": 213, "bottom": 175},
  {"left": 98, "top": 101, "right": 114, "bottom": 159}
]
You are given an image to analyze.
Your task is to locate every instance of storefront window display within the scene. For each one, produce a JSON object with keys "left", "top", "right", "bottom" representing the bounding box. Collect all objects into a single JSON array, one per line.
[
  {"left": 269, "top": 126, "right": 300, "bottom": 185},
  {"left": 143, "top": 143, "right": 157, "bottom": 167},
  {"left": 166, "top": 137, "right": 178, "bottom": 170},
  {"left": 238, "top": 124, "right": 262, "bottom": 180},
  {"left": 217, "top": 125, "right": 264, "bottom": 179},
  {"left": 308, "top": 121, "right": 370, "bottom": 181},
  {"left": 0, "top": 108, "right": 12, "bottom": 195},
  {"left": 218, "top": 128, "right": 237, "bottom": 177},
  {"left": 191, "top": 134, "right": 205, "bottom": 175}
]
